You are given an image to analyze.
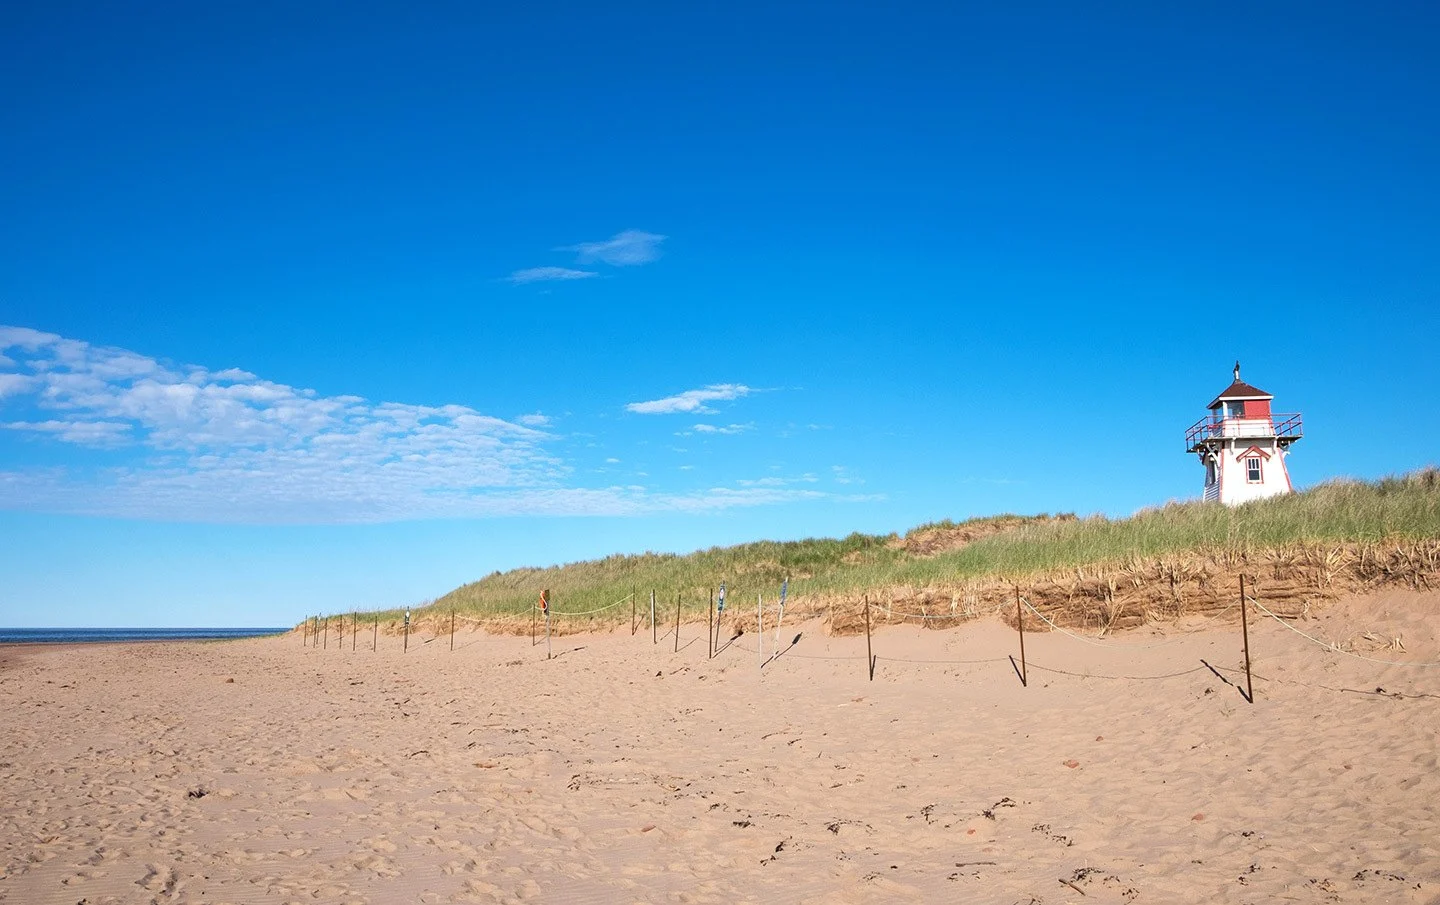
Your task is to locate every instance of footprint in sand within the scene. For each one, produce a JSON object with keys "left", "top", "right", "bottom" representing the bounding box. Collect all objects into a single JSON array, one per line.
[{"left": 137, "top": 863, "right": 180, "bottom": 898}]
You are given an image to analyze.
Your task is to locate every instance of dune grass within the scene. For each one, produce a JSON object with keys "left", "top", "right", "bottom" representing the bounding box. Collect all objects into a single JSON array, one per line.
[
  {"left": 327, "top": 469, "right": 1440, "bottom": 625},
  {"left": 819, "top": 470, "right": 1440, "bottom": 592}
]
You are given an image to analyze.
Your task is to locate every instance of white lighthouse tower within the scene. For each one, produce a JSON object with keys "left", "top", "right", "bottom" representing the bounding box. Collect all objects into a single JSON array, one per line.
[{"left": 1185, "top": 363, "right": 1302, "bottom": 505}]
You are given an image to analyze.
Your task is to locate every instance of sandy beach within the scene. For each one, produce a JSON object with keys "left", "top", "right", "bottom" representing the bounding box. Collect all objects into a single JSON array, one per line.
[{"left": 3, "top": 590, "right": 1438, "bottom": 904}]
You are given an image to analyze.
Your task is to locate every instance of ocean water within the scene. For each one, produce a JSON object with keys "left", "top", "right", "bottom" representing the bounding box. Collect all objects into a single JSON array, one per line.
[{"left": 0, "top": 627, "right": 287, "bottom": 644}]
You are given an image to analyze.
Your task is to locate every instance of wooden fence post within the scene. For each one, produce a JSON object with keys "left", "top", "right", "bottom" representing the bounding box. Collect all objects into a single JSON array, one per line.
[
  {"left": 864, "top": 595, "right": 874, "bottom": 681},
  {"left": 1240, "top": 575, "right": 1254, "bottom": 703},
  {"left": 1015, "top": 586, "right": 1027, "bottom": 687}
]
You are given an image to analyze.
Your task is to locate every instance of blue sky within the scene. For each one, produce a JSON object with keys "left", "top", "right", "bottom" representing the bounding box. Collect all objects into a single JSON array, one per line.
[{"left": 2, "top": 2, "right": 1437, "bottom": 626}]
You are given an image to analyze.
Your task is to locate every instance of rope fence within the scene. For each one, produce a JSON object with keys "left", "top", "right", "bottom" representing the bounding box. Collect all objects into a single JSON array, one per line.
[
  {"left": 1024, "top": 662, "right": 1210, "bottom": 681},
  {"left": 533, "top": 593, "right": 635, "bottom": 618},
  {"left": 872, "top": 653, "right": 1009, "bottom": 666},
  {"left": 729, "top": 639, "right": 859, "bottom": 662},
  {"left": 1251, "top": 598, "right": 1440, "bottom": 669},
  {"left": 298, "top": 580, "right": 1440, "bottom": 702}
]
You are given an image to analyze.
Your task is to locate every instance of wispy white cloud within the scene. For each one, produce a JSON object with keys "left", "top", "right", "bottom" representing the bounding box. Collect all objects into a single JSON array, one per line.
[
  {"left": 670, "top": 486, "right": 846, "bottom": 511},
  {"left": 565, "top": 229, "right": 666, "bottom": 266},
  {"left": 506, "top": 229, "right": 664, "bottom": 286},
  {"left": 2, "top": 419, "right": 132, "bottom": 446},
  {"left": 0, "top": 326, "right": 58, "bottom": 351},
  {"left": 506, "top": 266, "right": 599, "bottom": 284},
  {"left": 0, "top": 330, "right": 563, "bottom": 521},
  {"left": 691, "top": 422, "right": 753, "bottom": 435},
  {"left": 736, "top": 473, "right": 819, "bottom": 488},
  {"left": 626, "top": 384, "right": 752, "bottom": 415},
  {"left": 0, "top": 373, "right": 34, "bottom": 398},
  {"left": 0, "top": 328, "right": 844, "bottom": 523}
]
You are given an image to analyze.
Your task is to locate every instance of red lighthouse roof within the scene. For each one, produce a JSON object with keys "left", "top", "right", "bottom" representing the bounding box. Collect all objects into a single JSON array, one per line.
[{"left": 1208, "top": 362, "right": 1274, "bottom": 408}]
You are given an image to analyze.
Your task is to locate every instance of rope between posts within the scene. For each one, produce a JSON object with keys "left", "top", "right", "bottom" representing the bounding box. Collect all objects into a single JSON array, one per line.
[
  {"left": 1026, "top": 661, "right": 1209, "bottom": 681},
  {"left": 875, "top": 654, "right": 1009, "bottom": 665},
  {"left": 730, "top": 639, "right": 863, "bottom": 662},
  {"left": 735, "top": 634, "right": 1194, "bottom": 673},
  {"left": 732, "top": 638, "right": 1008, "bottom": 666},
  {"left": 1209, "top": 663, "right": 1440, "bottom": 699},
  {"left": 1020, "top": 597, "right": 1235, "bottom": 649},
  {"left": 533, "top": 593, "right": 635, "bottom": 617},
  {"left": 1252, "top": 599, "right": 1440, "bottom": 669}
]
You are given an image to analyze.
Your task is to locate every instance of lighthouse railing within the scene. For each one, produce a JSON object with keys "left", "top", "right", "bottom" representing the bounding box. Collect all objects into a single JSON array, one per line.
[
  {"left": 1186, "top": 413, "right": 1302, "bottom": 451},
  {"left": 1272, "top": 413, "right": 1303, "bottom": 440},
  {"left": 1184, "top": 416, "right": 1218, "bottom": 450}
]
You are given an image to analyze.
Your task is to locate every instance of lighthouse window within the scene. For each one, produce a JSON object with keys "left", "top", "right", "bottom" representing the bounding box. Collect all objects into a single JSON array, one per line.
[{"left": 1245, "top": 456, "right": 1263, "bottom": 483}]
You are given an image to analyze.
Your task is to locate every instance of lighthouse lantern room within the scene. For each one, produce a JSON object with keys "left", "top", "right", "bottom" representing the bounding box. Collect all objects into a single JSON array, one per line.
[{"left": 1184, "top": 363, "right": 1302, "bottom": 505}]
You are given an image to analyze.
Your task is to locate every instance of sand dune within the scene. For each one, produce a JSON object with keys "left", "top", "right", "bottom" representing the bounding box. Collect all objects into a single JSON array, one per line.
[{"left": 2, "top": 590, "right": 1438, "bottom": 904}]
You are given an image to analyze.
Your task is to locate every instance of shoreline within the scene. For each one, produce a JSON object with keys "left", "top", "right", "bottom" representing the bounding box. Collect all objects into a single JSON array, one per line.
[{"left": 0, "top": 628, "right": 288, "bottom": 646}]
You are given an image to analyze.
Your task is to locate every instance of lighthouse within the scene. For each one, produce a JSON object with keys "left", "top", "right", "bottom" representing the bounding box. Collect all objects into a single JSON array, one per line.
[{"left": 1185, "top": 363, "right": 1302, "bottom": 505}]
